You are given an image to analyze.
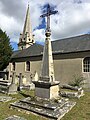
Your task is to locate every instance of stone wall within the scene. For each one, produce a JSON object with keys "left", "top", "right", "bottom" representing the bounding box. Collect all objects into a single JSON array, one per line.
[
  {"left": 54, "top": 58, "right": 82, "bottom": 84},
  {"left": 8, "top": 60, "right": 42, "bottom": 85},
  {"left": 7, "top": 51, "right": 90, "bottom": 88}
]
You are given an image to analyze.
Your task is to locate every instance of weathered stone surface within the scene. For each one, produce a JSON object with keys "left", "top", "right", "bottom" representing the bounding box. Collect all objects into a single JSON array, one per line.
[
  {"left": 0, "top": 71, "right": 9, "bottom": 80},
  {"left": 0, "top": 96, "right": 12, "bottom": 102},
  {"left": 60, "top": 91, "right": 79, "bottom": 98},
  {"left": 61, "top": 84, "right": 82, "bottom": 91},
  {"left": 5, "top": 115, "right": 26, "bottom": 120},
  {"left": 8, "top": 83, "right": 17, "bottom": 94},
  {"left": 10, "top": 97, "right": 76, "bottom": 120},
  {"left": 0, "top": 80, "right": 11, "bottom": 94},
  {"left": 29, "top": 83, "right": 35, "bottom": 90},
  {"left": 18, "top": 73, "right": 23, "bottom": 91},
  {"left": 60, "top": 84, "right": 84, "bottom": 98},
  {"left": 0, "top": 72, "right": 17, "bottom": 94},
  {"left": 33, "top": 81, "right": 59, "bottom": 99}
]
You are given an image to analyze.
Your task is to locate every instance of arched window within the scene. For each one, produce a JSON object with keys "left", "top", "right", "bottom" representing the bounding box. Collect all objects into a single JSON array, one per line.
[
  {"left": 26, "top": 61, "right": 30, "bottom": 71},
  {"left": 83, "top": 57, "right": 90, "bottom": 72},
  {"left": 12, "top": 62, "right": 15, "bottom": 71}
]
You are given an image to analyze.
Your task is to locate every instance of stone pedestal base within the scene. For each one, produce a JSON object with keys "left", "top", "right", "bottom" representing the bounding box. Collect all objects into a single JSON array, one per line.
[{"left": 33, "top": 81, "right": 60, "bottom": 99}]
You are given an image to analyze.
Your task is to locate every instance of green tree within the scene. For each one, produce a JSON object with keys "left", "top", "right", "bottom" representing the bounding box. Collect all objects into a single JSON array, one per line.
[{"left": 0, "top": 29, "right": 13, "bottom": 70}]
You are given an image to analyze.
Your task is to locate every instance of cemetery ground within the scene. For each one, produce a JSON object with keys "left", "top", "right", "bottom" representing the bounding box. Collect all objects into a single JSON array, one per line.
[{"left": 0, "top": 90, "right": 90, "bottom": 120}]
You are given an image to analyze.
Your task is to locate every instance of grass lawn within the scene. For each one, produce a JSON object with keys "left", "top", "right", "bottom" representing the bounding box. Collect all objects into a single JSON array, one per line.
[
  {"left": 0, "top": 90, "right": 90, "bottom": 120},
  {"left": 62, "top": 91, "right": 90, "bottom": 120},
  {"left": 0, "top": 90, "right": 47, "bottom": 120}
]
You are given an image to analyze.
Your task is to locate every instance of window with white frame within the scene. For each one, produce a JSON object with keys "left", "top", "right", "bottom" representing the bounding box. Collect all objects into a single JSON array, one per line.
[
  {"left": 26, "top": 61, "right": 30, "bottom": 71},
  {"left": 83, "top": 57, "right": 90, "bottom": 72}
]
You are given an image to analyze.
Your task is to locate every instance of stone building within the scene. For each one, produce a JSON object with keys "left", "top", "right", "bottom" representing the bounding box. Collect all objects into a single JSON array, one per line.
[{"left": 7, "top": 5, "right": 90, "bottom": 89}]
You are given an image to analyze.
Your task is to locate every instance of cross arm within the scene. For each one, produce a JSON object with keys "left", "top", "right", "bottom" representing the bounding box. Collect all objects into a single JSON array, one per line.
[
  {"left": 50, "top": 10, "right": 58, "bottom": 15},
  {"left": 40, "top": 13, "right": 48, "bottom": 18},
  {"left": 40, "top": 11, "right": 58, "bottom": 18}
]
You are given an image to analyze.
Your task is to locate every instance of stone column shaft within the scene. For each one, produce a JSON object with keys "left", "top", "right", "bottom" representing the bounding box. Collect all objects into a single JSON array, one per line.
[{"left": 40, "top": 32, "right": 55, "bottom": 82}]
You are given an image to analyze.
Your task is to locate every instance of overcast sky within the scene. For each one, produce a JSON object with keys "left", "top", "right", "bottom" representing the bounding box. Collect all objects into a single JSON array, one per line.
[{"left": 0, "top": 0, "right": 90, "bottom": 49}]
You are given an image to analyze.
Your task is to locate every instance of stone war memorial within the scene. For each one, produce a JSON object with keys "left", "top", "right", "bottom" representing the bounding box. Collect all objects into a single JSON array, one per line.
[
  {"left": 10, "top": 4, "right": 77, "bottom": 120},
  {"left": 33, "top": 4, "right": 59, "bottom": 99}
]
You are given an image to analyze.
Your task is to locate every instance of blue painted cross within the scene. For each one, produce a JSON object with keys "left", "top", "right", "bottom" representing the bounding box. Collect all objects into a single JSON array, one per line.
[{"left": 40, "top": 4, "right": 58, "bottom": 32}]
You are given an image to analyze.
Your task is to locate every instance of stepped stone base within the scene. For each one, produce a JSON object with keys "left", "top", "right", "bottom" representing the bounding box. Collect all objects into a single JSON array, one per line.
[{"left": 10, "top": 97, "right": 76, "bottom": 120}]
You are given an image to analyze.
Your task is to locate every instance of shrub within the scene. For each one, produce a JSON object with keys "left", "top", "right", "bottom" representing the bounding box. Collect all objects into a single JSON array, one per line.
[{"left": 68, "top": 75, "right": 85, "bottom": 87}]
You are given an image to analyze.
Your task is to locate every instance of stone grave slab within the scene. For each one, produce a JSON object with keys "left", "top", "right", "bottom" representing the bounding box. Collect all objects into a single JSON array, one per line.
[
  {"left": 60, "top": 84, "right": 84, "bottom": 98},
  {"left": 5, "top": 115, "right": 26, "bottom": 120},
  {"left": 0, "top": 96, "right": 12, "bottom": 102}
]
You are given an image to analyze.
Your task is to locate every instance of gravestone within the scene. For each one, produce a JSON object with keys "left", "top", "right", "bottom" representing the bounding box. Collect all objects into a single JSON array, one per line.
[
  {"left": 18, "top": 73, "right": 23, "bottom": 91},
  {"left": 10, "top": 4, "right": 76, "bottom": 120},
  {"left": 7, "top": 72, "right": 17, "bottom": 94},
  {"left": 0, "top": 71, "right": 9, "bottom": 80},
  {"left": 0, "top": 72, "right": 17, "bottom": 94}
]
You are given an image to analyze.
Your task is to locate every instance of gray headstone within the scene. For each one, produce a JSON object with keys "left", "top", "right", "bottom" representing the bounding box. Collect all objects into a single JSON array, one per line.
[
  {"left": 8, "top": 72, "right": 17, "bottom": 94},
  {"left": 18, "top": 73, "right": 23, "bottom": 91}
]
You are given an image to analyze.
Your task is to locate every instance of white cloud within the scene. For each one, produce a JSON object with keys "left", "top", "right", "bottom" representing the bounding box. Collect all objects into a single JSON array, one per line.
[
  {"left": 32, "top": 0, "right": 90, "bottom": 41},
  {"left": 0, "top": 0, "right": 90, "bottom": 45},
  {"left": 33, "top": 29, "right": 45, "bottom": 43},
  {"left": 50, "top": 2, "right": 90, "bottom": 40},
  {"left": 0, "top": 13, "right": 22, "bottom": 42}
]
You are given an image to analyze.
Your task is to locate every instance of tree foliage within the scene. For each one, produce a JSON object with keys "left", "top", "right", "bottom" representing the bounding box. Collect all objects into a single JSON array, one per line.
[{"left": 0, "top": 29, "right": 13, "bottom": 70}]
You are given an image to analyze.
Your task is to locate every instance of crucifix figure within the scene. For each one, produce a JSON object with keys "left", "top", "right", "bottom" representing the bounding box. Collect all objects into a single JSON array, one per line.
[{"left": 40, "top": 4, "right": 58, "bottom": 32}]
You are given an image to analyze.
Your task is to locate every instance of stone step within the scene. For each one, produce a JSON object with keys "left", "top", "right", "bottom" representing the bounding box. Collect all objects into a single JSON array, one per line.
[
  {"left": 10, "top": 97, "right": 76, "bottom": 120},
  {"left": 0, "top": 81, "right": 11, "bottom": 94},
  {"left": 0, "top": 84, "right": 9, "bottom": 93},
  {"left": 0, "top": 80, "right": 10, "bottom": 83},
  {"left": 0, "top": 88, "right": 8, "bottom": 93},
  {"left": 20, "top": 100, "right": 67, "bottom": 111},
  {"left": 0, "top": 80, "right": 11, "bottom": 88},
  {"left": 0, "top": 82, "right": 11, "bottom": 86}
]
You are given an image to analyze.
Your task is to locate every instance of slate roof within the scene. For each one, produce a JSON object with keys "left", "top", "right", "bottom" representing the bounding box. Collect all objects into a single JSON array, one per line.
[
  {"left": 11, "top": 43, "right": 43, "bottom": 59},
  {"left": 11, "top": 34, "right": 90, "bottom": 59},
  {"left": 52, "top": 34, "right": 90, "bottom": 53}
]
